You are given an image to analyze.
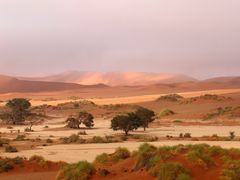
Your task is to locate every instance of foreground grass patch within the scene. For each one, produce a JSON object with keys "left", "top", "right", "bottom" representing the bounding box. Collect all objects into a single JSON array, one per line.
[{"left": 57, "top": 161, "right": 95, "bottom": 180}]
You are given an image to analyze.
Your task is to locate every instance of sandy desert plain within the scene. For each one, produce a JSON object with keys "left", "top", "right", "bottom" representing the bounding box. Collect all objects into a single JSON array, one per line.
[{"left": 1, "top": 78, "right": 240, "bottom": 180}]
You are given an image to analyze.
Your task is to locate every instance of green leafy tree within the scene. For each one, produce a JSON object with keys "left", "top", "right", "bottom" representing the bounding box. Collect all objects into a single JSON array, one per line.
[
  {"left": 5, "top": 98, "right": 31, "bottom": 125},
  {"left": 135, "top": 107, "right": 155, "bottom": 131},
  {"left": 111, "top": 113, "right": 140, "bottom": 135}
]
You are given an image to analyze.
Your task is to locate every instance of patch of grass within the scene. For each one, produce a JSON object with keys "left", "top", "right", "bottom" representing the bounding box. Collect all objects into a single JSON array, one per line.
[
  {"left": 14, "top": 134, "right": 26, "bottom": 141},
  {"left": 186, "top": 144, "right": 214, "bottom": 167},
  {"left": 160, "top": 109, "right": 175, "bottom": 117},
  {"left": 112, "top": 147, "right": 130, "bottom": 162},
  {"left": 221, "top": 160, "right": 240, "bottom": 180},
  {"left": 78, "top": 131, "right": 87, "bottom": 135},
  {"left": 135, "top": 143, "right": 158, "bottom": 170},
  {"left": 61, "top": 134, "right": 85, "bottom": 144},
  {"left": 57, "top": 161, "right": 95, "bottom": 180},
  {"left": 157, "top": 94, "right": 183, "bottom": 102},
  {"left": 157, "top": 163, "right": 191, "bottom": 180},
  {"left": 46, "top": 138, "right": 53, "bottom": 143},
  {"left": 94, "top": 153, "right": 109, "bottom": 164},
  {"left": 173, "top": 120, "right": 183, "bottom": 123},
  {"left": 89, "top": 136, "right": 105, "bottom": 143},
  {"left": 0, "top": 138, "right": 9, "bottom": 146},
  {"left": 0, "top": 157, "right": 24, "bottom": 173},
  {"left": 29, "top": 155, "right": 45, "bottom": 163},
  {"left": 5, "top": 145, "right": 18, "bottom": 153}
]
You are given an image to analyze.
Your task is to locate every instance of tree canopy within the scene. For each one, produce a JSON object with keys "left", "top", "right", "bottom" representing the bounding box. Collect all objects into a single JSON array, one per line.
[
  {"left": 111, "top": 112, "right": 140, "bottom": 135},
  {"left": 66, "top": 111, "right": 94, "bottom": 129},
  {"left": 135, "top": 107, "right": 155, "bottom": 131},
  {"left": 5, "top": 98, "right": 31, "bottom": 125}
]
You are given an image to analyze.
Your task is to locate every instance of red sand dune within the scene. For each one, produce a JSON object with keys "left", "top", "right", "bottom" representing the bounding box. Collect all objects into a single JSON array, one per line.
[{"left": 19, "top": 71, "right": 197, "bottom": 86}]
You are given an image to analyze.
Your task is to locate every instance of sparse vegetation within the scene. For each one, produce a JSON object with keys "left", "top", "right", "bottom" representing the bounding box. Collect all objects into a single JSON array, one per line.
[
  {"left": 57, "top": 161, "right": 95, "bottom": 180},
  {"left": 5, "top": 145, "right": 18, "bottom": 153},
  {"left": 157, "top": 94, "right": 183, "bottom": 102},
  {"left": 160, "top": 109, "right": 175, "bottom": 117},
  {"left": 112, "top": 147, "right": 131, "bottom": 162},
  {"left": 0, "top": 157, "right": 24, "bottom": 172},
  {"left": 94, "top": 153, "right": 109, "bottom": 164},
  {"left": 157, "top": 163, "right": 191, "bottom": 180}
]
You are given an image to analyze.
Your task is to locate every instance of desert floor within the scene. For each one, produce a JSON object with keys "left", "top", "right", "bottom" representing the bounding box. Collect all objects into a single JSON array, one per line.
[{"left": 2, "top": 118, "right": 240, "bottom": 163}]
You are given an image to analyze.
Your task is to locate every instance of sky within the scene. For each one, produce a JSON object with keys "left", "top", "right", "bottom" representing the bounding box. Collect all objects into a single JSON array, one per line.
[{"left": 0, "top": 0, "right": 240, "bottom": 79}]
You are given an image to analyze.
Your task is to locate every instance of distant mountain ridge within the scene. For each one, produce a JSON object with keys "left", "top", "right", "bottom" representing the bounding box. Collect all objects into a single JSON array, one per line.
[
  {"left": 19, "top": 71, "right": 197, "bottom": 86},
  {"left": 0, "top": 72, "right": 240, "bottom": 94},
  {"left": 0, "top": 74, "right": 107, "bottom": 93}
]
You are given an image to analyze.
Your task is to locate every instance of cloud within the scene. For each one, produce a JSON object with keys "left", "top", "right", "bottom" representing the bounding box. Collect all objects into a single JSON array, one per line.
[{"left": 0, "top": 0, "right": 240, "bottom": 78}]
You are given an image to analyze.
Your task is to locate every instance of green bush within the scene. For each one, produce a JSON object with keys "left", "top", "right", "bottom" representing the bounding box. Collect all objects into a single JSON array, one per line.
[
  {"left": 221, "top": 160, "right": 240, "bottom": 180},
  {"left": 112, "top": 147, "right": 130, "bottom": 162},
  {"left": 57, "top": 161, "right": 95, "bottom": 180},
  {"left": 5, "top": 145, "right": 18, "bottom": 153},
  {"left": 135, "top": 143, "right": 158, "bottom": 170},
  {"left": 157, "top": 163, "right": 190, "bottom": 180},
  {"left": 187, "top": 144, "right": 214, "bottom": 167},
  {"left": 94, "top": 153, "right": 109, "bottom": 164}
]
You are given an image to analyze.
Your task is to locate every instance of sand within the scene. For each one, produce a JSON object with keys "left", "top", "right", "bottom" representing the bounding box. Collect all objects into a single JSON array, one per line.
[{"left": 3, "top": 141, "right": 240, "bottom": 163}]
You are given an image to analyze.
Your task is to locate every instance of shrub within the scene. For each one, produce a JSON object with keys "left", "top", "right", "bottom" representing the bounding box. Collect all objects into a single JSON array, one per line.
[
  {"left": 46, "top": 138, "right": 53, "bottom": 143},
  {"left": 0, "top": 138, "right": 9, "bottom": 146},
  {"left": 221, "top": 160, "right": 240, "bottom": 180},
  {"left": 183, "top": 133, "right": 191, "bottom": 138},
  {"left": 14, "top": 135, "right": 26, "bottom": 141},
  {"left": 29, "top": 155, "right": 45, "bottom": 163},
  {"left": 229, "top": 131, "right": 235, "bottom": 140},
  {"left": 112, "top": 147, "right": 130, "bottom": 162},
  {"left": 121, "top": 136, "right": 128, "bottom": 141},
  {"left": 90, "top": 136, "right": 105, "bottom": 143},
  {"left": 0, "top": 159, "right": 13, "bottom": 172},
  {"left": 94, "top": 153, "right": 109, "bottom": 164},
  {"left": 5, "top": 145, "right": 18, "bottom": 153},
  {"left": 0, "top": 157, "right": 25, "bottom": 172},
  {"left": 135, "top": 143, "right": 158, "bottom": 170},
  {"left": 157, "top": 94, "right": 183, "bottom": 102},
  {"left": 78, "top": 131, "right": 87, "bottom": 135},
  {"left": 187, "top": 144, "right": 214, "bottom": 167},
  {"left": 61, "top": 134, "right": 85, "bottom": 144},
  {"left": 157, "top": 163, "right": 190, "bottom": 180},
  {"left": 57, "top": 161, "right": 95, "bottom": 180},
  {"left": 160, "top": 109, "right": 175, "bottom": 117}
]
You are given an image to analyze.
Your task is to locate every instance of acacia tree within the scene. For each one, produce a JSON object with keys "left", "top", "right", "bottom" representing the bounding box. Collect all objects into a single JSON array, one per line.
[
  {"left": 111, "top": 112, "right": 141, "bottom": 135},
  {"left": 135, "top": 107, "right": 155, "bottom": 131},
  {"left": 5, "top": 98, "right": 31, "bottom": 125},
  {"left": 66, "top": 117, "right": 81, "bottom": 129},
  {"left": 66, "top": 111, "right": 94, "bottom": 129},
  {"left": 78, "top": 111, "right": 94, "bottom": 128}
]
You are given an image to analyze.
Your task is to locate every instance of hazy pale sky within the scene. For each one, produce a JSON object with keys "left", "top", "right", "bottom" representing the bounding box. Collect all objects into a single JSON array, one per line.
[{"left": 0, "top": 0, "right": 240, "bottom": 79}]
